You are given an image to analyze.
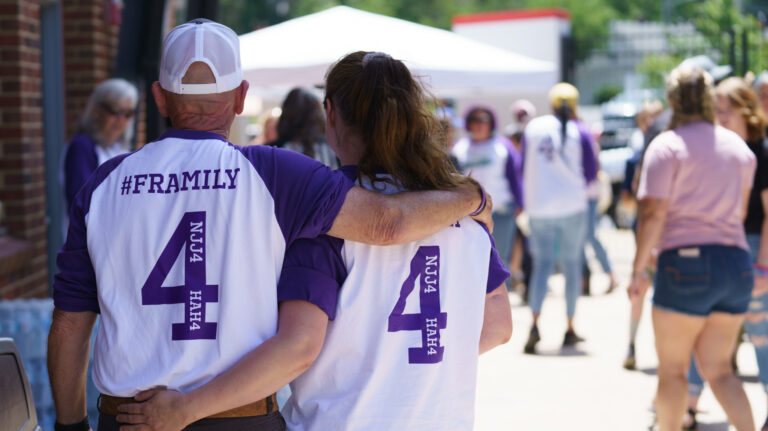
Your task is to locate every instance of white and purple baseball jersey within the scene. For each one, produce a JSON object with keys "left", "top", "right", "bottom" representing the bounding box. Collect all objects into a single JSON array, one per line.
[
  {"left": 451, "top": 135, "right": 523, "bottom": 211},
  {"left": 521, "top": 116, "right": 597, "bottom": 218},
  {"left": 53, "top": 129, "right": 354, "bottom": 397},
  {"left": 278, "top": 167, "right": 510, "bottom": 431}
]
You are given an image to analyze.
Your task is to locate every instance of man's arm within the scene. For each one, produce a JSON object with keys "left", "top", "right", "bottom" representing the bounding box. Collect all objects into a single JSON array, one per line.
[
  {"left": 117, "top": 301, "right": 328, "bottom": 431},
  {"left": 327, "top": 181, "right": 490, "bottom": 245},
  {"left": 48, "top": 309, "right": 97, "bottom": 425},
  {"left": 479, "top": 284, "right": 513, "bottom": 354}
]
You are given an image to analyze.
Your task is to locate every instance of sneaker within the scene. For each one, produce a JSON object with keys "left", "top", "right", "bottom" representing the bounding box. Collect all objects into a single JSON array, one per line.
[
  {"left": 682, "top": 408, "right": 698, "bottom": 431},
  {"left": 623, "top": 344, "right": 636, "bottom": 370},
  {"left": 562, "top": 329, "right": 584, "bottom": 347},
  {"left": 524, "top": 326, "right": 540, "bottom": 354}
]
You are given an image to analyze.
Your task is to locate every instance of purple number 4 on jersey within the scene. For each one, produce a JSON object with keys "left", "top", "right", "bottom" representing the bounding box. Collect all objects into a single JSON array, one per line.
[
  {"left": 388, "top": 246, "right": 447, "bottom": 364},
  {"left": 142, "top": 211, "right": 218, "bottom": 340}
]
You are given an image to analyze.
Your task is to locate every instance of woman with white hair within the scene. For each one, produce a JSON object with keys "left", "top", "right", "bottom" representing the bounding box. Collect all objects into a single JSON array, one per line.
[
  {"left": 63, "top": 78, "right": 138, "bottom": 210},
  {"left": 630, "top": 66, "right": 756, "bottom": 431}
]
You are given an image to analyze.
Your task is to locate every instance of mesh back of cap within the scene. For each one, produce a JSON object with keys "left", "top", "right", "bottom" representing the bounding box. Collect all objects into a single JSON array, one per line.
[{"left": 159, "top": 21, "right": 242, "bottom": 94}]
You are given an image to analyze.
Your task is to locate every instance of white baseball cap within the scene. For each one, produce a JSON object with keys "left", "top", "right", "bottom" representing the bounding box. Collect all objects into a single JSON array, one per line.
[
  {"left": 679, "top": 55, "right": 732, "bottom": 82},
  {"left": 159, "top": 18, "right": 243, "bottom": 95}
]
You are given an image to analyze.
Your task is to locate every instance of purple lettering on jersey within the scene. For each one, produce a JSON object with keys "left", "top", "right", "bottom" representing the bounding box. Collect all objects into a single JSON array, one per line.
[
  {"left": 201, "top": 169, "right": 211, "bottom": 189},
  {"left": 225, "top": 168, "right": 239, "bottom": 189},
  {"left": 388, "top": 246, "right": 447, "bottom": 364},
  {"left": 166, "top": 173, "right": 180, "bottom": 193},
  {"left": 120, "top": 169, "right": 240, "bottom": 196},
  {"left": 181, "top": 170, "right": 200, "bottom": 191},
  {"left": 212, "top": 169, "right": 225, "bottom": 189},
  {"left": 142, "top": 211, "right": 218, "bottom": 340},
  {"left": 133, "top": 174, "right": 147, "bottom": 194},
  {"left": 121, "top": 176, "right": 132, "bottom": 195},
  {"left": 148, "top": 173, "right": 164, "bottom": 193}
]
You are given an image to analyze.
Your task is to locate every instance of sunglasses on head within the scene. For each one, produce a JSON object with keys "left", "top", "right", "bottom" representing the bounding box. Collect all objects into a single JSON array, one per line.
[
  {"left": 468, "top": 116, "right": 491, "bottom": 124},
  {"left": 102, "top": 103, "right": 136, "bottom": 119}
]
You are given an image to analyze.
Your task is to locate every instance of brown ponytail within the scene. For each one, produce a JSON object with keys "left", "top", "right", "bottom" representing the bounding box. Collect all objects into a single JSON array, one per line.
[{"left": 324, "top": 51, "right": 467, "bottom": 191}]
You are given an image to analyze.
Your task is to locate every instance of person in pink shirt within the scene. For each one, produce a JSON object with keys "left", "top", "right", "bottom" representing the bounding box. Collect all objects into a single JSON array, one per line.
[{"left": 629, "top": 66, "right": 757, "bottom": 431}]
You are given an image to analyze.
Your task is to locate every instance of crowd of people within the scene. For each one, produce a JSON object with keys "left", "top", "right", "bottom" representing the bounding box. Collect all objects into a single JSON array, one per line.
[{"left": 50, "top": 15, "right": 768, "bottom": 431}]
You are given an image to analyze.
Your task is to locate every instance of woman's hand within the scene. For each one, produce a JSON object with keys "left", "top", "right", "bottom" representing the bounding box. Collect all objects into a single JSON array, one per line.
[
  {"left": 116, "top": 388, "right": 195, "bottom": 431},
  {"left": 627, "top": 273, "right": 651, "bottom": 300},
  {"left": 754, "top": 274, "right": 768, "bottom": 298}
]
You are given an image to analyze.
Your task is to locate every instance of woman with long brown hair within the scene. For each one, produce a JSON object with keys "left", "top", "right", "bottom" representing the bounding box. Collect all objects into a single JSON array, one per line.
[
  {"left": 272, "top": 51, "right": 512, "bottom": 430},
  {"left": 629, "top": 66, "right": 757, "bottom": 431}
]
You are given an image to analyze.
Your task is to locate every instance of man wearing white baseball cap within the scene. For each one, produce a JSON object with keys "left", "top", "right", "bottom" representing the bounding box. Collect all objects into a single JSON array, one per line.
[{"left": 48, "top": 19, "right": 490, "bottom": 431}]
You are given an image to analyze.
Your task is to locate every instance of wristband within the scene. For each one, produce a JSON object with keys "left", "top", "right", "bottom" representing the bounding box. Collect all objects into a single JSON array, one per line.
[
  {"left": 55, "top": 417, "right": 90, "bottom": 431},
  {"left": 755, "top": 263, "right": 768, "bottom": 278},
  {"left": 469, "top": 186, "right": 487, "bottom": 216},
  {"left": 632, "top": 266, "right": 655, "bottom": 280}
]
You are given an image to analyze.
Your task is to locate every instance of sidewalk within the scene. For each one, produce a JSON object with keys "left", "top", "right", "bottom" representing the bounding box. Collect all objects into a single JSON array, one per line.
[{"left": 474, "top": 228, "right": 764, "bottom": 430}]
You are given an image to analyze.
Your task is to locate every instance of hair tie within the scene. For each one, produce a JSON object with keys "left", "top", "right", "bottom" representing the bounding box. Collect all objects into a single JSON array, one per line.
[{"left": 362, "top": 52, "right": 391, "bottom": 67}]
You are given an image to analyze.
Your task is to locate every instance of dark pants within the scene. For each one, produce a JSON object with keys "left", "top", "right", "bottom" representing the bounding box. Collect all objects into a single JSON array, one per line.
[{"left": 98, "top": 411, "right": 286, "bottom": 431}]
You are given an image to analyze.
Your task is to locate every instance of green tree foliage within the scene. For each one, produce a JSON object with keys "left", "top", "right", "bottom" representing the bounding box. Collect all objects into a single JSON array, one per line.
[
  {"left": 524, "top": 0, "right": 616, "bottom": 61},
  {"left": 635, "top": 0, "right": 768, "bottom": 88},
  {"left": 216, "top": 0, "right": 767, "bottom": 77},
  {"left": 604, "top": 0, "right": 660, "bottom": 21},
  {"left": 593, "top": 83, "right": 624, "bottom": 104}
]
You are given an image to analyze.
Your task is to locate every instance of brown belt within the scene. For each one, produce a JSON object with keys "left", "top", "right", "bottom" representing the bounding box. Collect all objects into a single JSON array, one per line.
[{"left": 98, "top": 393, "right": 278, "bottom": 418}]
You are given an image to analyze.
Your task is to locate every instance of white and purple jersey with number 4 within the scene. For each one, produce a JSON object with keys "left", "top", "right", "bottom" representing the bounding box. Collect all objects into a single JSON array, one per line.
[
  {"left": 52, "top": 129, "right": 353, "bottom": 397},
  {"left": 278, "top": 167, "right": 510, "bottom": 431}
]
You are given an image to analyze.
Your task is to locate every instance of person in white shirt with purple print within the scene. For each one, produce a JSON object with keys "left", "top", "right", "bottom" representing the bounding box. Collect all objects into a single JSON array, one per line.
[
  {"left": 47, "top": 20, "right": 491, "bottom": 431},
  {"left": 278, "top": 51, "right": 512, "bottom": 431},
  {"left": 521, "top": 82, "right": 597, "bottom": 354},
  {"left": 452, "top": 106, "right": 524, "bottom": 272}
]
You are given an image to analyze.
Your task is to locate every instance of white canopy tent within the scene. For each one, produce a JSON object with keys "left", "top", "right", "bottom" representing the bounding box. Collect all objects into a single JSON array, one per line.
[{"left": 238, "top": 6, "right": 557, "bottom": 99}]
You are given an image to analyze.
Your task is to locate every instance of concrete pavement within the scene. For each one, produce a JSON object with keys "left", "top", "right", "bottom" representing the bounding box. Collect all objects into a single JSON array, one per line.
[{"left": 474, "top": 228, "right": 764, "bottom": 430}]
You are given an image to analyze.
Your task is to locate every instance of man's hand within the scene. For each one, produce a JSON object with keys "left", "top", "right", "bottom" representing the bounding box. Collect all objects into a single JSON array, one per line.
[{"left": 117, "top": 388, "right": 193, "bottom": 431}]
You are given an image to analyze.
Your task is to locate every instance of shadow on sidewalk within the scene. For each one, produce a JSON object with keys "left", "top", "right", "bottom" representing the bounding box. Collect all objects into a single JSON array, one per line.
[{"left": 530, "top": 348, "right": 589, "bottom": 357}]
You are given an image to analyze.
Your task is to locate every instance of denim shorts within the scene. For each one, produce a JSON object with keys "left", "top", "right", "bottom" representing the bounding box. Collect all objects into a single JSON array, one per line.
[{"left": 653, "top": 244, "right": 753, "bottom": 316}]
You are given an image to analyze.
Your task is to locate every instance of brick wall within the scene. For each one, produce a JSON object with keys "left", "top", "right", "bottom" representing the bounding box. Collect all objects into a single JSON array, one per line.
[
  {"left": 0, "top": 0, "right": 123, "bottom": 299},
  {"left": 62, "top": 0, "right": 121, "bottom": 137},
  {"left": 0, "top": 0, "right": 48, "bottom": 298}
]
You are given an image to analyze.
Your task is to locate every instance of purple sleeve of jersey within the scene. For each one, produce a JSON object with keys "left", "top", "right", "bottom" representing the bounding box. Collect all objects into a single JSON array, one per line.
[
  {"left": 53, "top": 152, "right": 133, "bottom": 313},
  {"left": 277, "top": 236, "right": 347, "bottom": 320},
  {"left": 503, "top": 143, "right": 524, "bottom": 208},
  {"left": 64, "top": 134, "right": 99, "bottom": 211},
  {"left": 476, "top": 221, "right": 511, "bottom": 293},
  {"left": 577, "top": 123, "right": 598, "bottom": 183},
  {"left": 239, "top": 146, "right": 354, "bottom": 245}
]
